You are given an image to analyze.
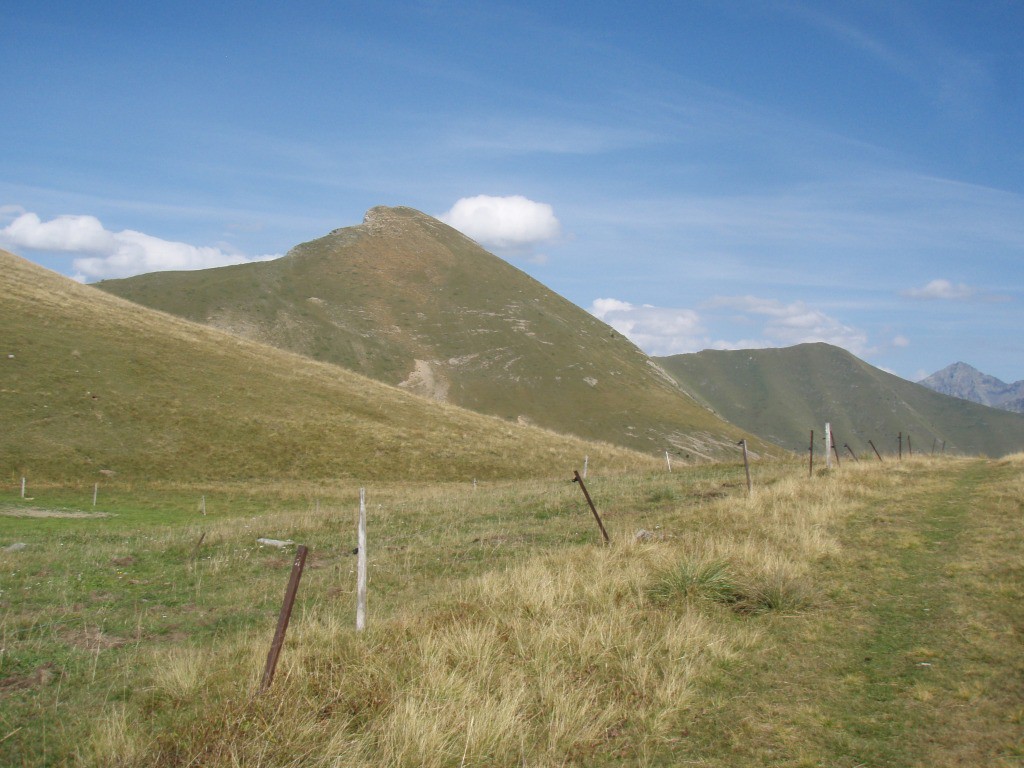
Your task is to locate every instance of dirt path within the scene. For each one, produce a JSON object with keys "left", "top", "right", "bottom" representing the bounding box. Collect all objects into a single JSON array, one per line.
[{"left": 668, "top": 458, "right": 1024, "bottom": 767}]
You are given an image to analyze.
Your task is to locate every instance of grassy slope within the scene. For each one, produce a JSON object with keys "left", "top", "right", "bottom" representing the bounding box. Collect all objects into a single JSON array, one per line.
[
  {"left": 0, "top": 248, "right": 656, "bottom": 482},
  {"left": 97, "top": 207, "right": 764, "bottom": 460},
  {"left": 658, "top": 342, "right": 1024, "bottom": 457},
  {"left": 2, "top": 457, "right": 1020, "bottom": 766}
]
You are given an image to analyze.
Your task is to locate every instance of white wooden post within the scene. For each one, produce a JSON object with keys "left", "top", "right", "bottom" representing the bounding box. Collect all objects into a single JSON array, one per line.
[
  {"left": 93, "top": 483, "right": 98, "bottom": 507},
  {"left": 824, "top": 422, "right": 832, "bottom": 469},
  {"left": 356, "top": 488, "right": 367, "bottom": 632},
  {"left": 583, "top": 455, "right": 589, "bottom": 480},
  {"left": 665, "top": 451, "right": 672, "bottom": 472},
  {"left": 21, "top": 477, "right": 26, "bottom": 498},
  {"left": 740, "top": 439, "right": 753, "bottom": 495},
  {"left": 200, "top": 495, "right": 206, "bottom": 515}
]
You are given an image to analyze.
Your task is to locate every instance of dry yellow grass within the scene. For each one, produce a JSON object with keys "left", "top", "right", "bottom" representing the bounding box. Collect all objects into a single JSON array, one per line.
[{"left": 6, "top": 456, "right": 1019, "bottom": 767}]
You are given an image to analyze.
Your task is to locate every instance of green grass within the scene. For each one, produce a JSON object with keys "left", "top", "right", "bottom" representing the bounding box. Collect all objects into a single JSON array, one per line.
[{"left": 2, "top": 455, "right": 1020, "bottom": 766}]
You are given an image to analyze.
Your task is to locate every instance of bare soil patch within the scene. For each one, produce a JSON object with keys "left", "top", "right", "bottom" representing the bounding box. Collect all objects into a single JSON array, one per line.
[{"left": 0, "top": 506, "right": 111, "bottom": 519}]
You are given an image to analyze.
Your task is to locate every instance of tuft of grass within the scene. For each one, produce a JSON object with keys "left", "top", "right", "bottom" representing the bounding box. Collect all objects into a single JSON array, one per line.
[
  {"left": 649, "top": 557, "right": 812, "bottom": 615},
  {"left": 649, "top": 559, "right": 739, "bottom": 605}
]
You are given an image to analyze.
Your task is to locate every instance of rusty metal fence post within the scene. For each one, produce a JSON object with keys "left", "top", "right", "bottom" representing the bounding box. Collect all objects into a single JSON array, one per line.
[
  {"left": 259, "top": 544, "right": 308, "bottom": 693},
  {"left": 808, "top": 430, "right": 814, "bottom": 478},
  {"left": 573, "top": 470, "right": 609, "bottom": 544},
  {"left": 869, "top": 440, "right": 883, "bottom": 461}
]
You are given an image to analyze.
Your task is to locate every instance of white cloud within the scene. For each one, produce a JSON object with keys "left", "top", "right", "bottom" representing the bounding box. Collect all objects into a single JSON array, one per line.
[
  {"left": 1, "top": 212, "right": 116, "bottom": 254},
  {"left": 0, "top": 211, "right": 280, "bottom": 281},
  {"left": 591, "top": 294, "right": 871, "bottom": 359},
  {"left": 902, "top": 278, "right": 975, "bottom": 300},
  {"left": 892, "top": 335, "right": 910, "bottom": 348},
  {"left": 705, "top": 295, "right": 870, "bottom": 354},
  {"left": 590, "top": 298, "right": 706, "bottom": 356},
  {"left": 439, "top": 195, "right": 561, "bottom": 250}
]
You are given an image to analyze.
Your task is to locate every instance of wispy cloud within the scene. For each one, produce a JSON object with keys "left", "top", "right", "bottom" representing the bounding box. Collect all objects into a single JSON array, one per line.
[
  {"left": 0, "top": 211, "right": 280, "bottom": 281},
  {"left": 703, "top": 295, "right": 870, "bottom": 353},
  {"left": 902, "top": 279, "right": 975, "bottom": 300},
  {"left": 447, "top": 116, "right": 661, "bottom": 156},
  {"left": 590, "top": 294, "right": 871, "bottom": 358},
  {"left": 775, "top": 2, "right": 916, "bottom": 79}
]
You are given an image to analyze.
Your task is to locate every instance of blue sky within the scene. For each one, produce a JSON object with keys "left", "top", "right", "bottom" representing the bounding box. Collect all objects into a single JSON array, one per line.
[{"left": 3, "top": 1, "right": 1022, "bottom": 382}]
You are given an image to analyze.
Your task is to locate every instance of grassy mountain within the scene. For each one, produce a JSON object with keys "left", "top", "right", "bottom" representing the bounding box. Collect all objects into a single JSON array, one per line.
[
  {"left": 97, "top": 206, "right": 760, "bottom": 459},
  {"left": 656, "top": 343, "right": 1024, "bottom": 458},
  {"left": 0, "top": 248, "right": 658, "bottom": 482},
  {"left": 919, "top": 362, "right": 1024, "bottom": 414}
]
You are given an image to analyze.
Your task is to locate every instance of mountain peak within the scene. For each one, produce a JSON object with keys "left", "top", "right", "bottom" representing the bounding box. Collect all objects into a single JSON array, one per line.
[
  {"left": 919, "top": 362, "right": 1024, "bottom": 413},
  {"left": 95, "top": 210, "right": 757, "bottom": 458},
  {"left": 363, "top": 205, "right": 426, "bottom": 224}
]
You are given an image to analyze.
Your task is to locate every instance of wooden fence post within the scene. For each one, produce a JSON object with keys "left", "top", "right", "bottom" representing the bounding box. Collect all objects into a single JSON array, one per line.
[
  {"left": 259, "top": 544, "right": 308, "bottom": 693},
  {"left": 808, "top": 430, "right": 814, "bottom": 477},
  {"left": 825, "top": 423, "right": 832, "bottom": 469},
  {"left": 739, "top": 439, "right": 752, "bottom": 494},
  {"left": 844, "top": 444, "right": 859, "bottom": 461},
  {"left": 573, "top": 470, "right": 609, "bottom": 545}
]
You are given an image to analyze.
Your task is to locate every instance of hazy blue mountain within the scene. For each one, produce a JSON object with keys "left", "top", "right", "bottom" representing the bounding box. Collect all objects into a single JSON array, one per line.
[{"left": 919, "top": 362, "right": 1024, "bottom": 414}]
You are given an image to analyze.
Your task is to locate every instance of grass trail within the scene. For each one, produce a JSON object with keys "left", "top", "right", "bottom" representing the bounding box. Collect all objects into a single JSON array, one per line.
[{"left": 669, "top": 457, "right": 1024, "bottom": 766}]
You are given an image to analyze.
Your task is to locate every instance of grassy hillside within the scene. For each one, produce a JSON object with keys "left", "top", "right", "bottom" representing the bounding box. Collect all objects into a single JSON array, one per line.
[
  {"left": 97, "top": 206, "right": 765, "bottom": 460},
  {"left": 0, "top": 248, "right": 658, "bottom": 482},
  {"left": 657, "top": 342, "right": 1024, "bottom": 457},
  {"left": 3, "top": 456, "right": 1021, "bottom": 766}
]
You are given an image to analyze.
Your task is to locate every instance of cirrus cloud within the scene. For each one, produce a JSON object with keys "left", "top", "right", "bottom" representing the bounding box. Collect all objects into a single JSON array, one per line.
[
  {"left": 439, "top": 195, "right": 561, "bottom": 251},
  {"left": 0, "top": 211, "right": 280, "bottom": 281},
  {"left": 902, "top": 278, "right": 975, "bottom": 300}
]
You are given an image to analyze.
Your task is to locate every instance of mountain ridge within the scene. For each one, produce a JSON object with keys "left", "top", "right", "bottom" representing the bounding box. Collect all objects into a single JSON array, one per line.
[{"left": 656, "top": 343, "right": 1024, "bottom": 457}]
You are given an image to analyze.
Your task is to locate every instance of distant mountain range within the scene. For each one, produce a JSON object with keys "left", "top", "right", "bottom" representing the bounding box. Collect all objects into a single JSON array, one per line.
[
  {"left": 918, "top": 362, "right": 1024, "bottom": 414},
  {"left": 655, "top": 344, "right": 1024, "bottom": 458},
  {"left": 6, "top": 205, "right": 1019, "bottom": 478}
]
